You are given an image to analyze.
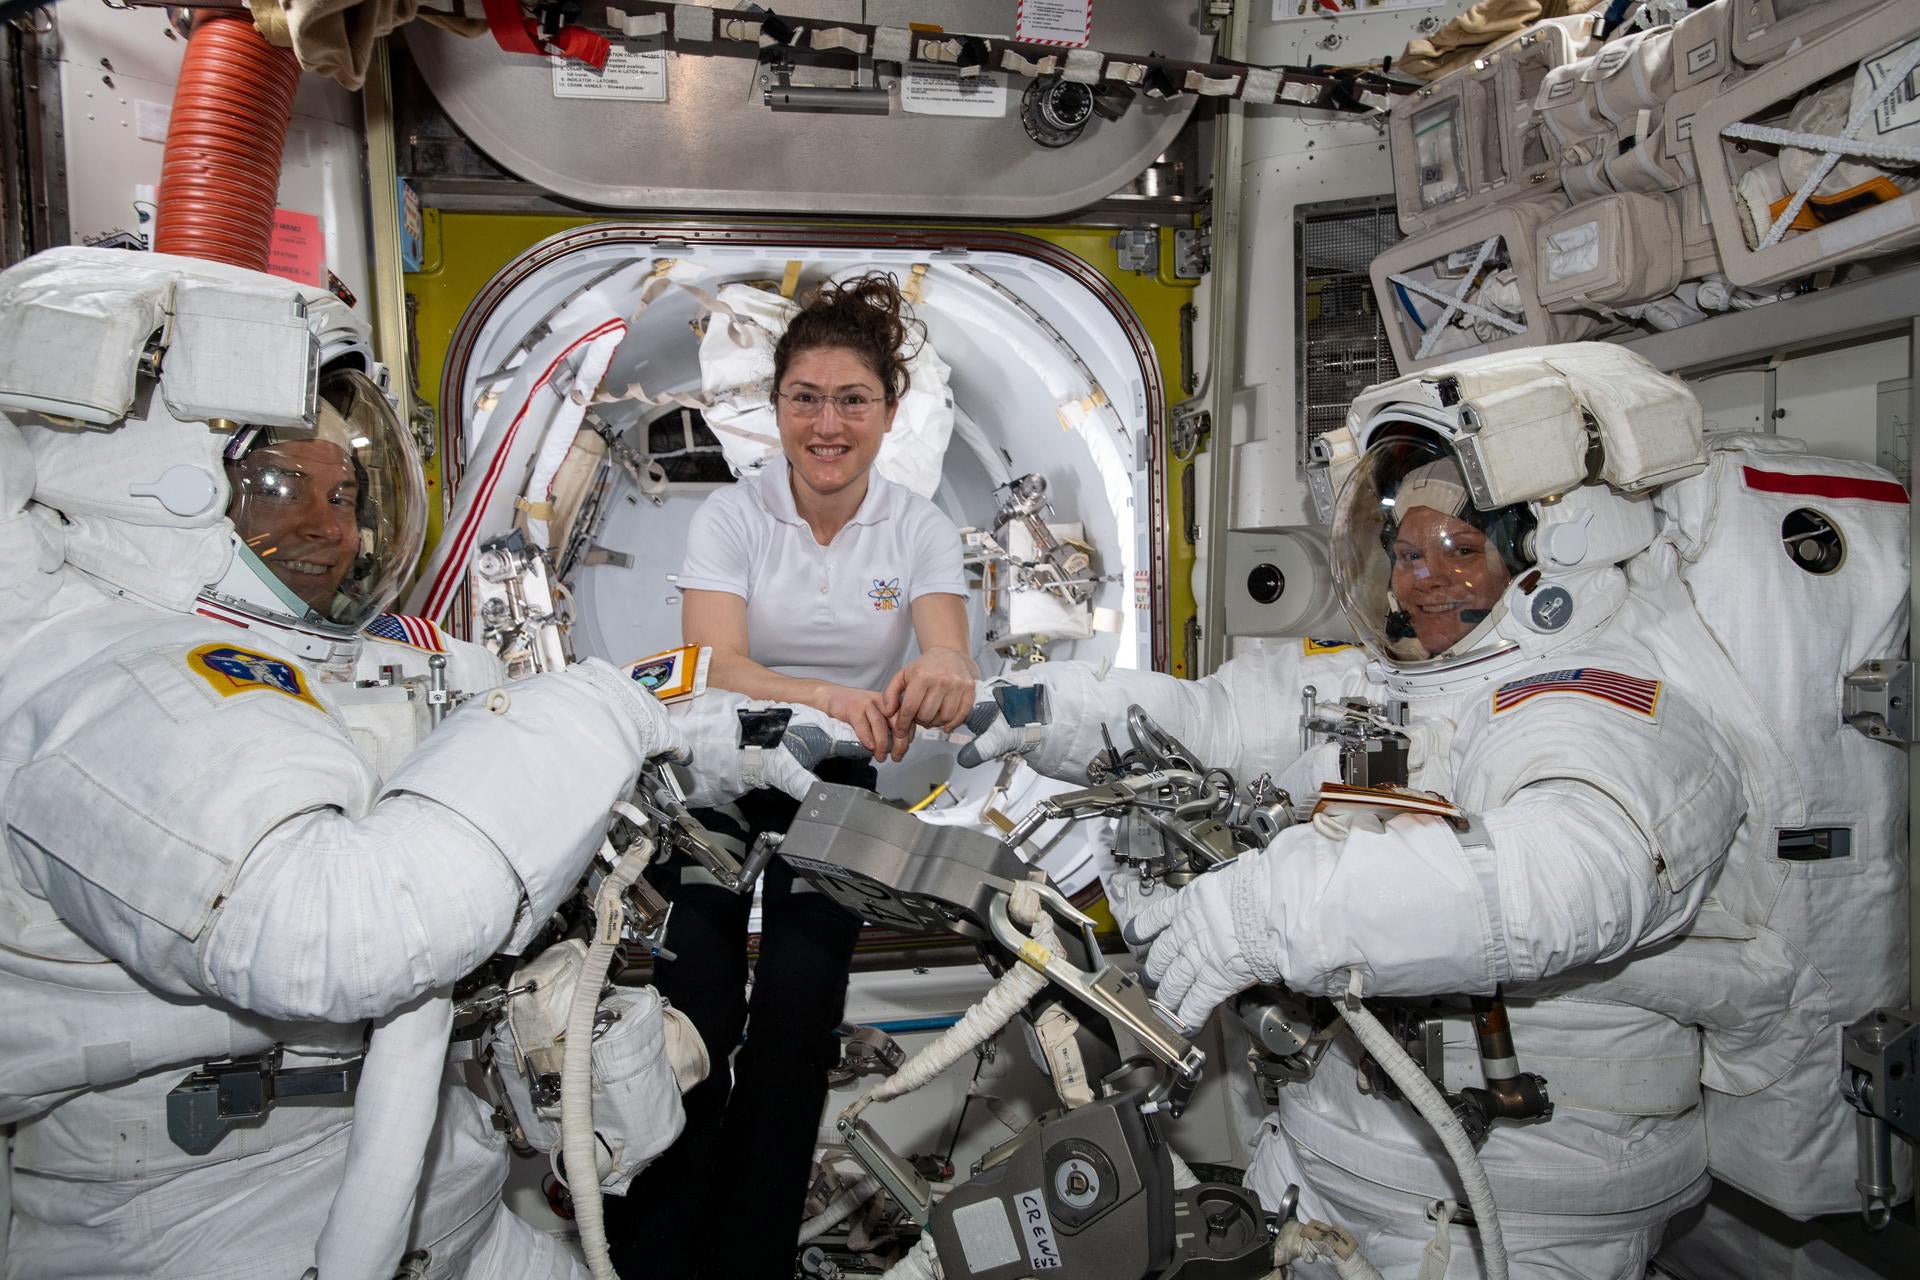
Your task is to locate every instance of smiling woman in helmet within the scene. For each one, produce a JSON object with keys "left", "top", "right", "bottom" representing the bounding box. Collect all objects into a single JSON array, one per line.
[{"left": 1333, "top": 433, "right": 1536, "bottom": 664}]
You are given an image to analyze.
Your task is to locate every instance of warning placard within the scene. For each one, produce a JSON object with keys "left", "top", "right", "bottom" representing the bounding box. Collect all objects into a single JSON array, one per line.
[
  {"left": 1015, "top": 0, "right": 1092, "bottom": 48},
  {"left": 267, "top": 209, "right": 326, "bottom": 288},
  {"left": 552, "top": 48, "right": 669, "bottom": 102}
]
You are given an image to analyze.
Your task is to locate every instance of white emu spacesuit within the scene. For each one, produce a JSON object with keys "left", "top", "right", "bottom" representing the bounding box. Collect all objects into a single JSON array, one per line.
[
  {"left": 967, "top": 344, "right": 1909, "bottom": 1277},
  {"left": 0, "top": 247, "right": 850, "bottom": 1280}
]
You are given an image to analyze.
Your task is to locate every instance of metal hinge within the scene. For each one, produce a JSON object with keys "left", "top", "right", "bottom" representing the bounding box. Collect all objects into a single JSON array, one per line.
[{"left": 1843, "top": 659, "right": 1914, "bottom": 744}]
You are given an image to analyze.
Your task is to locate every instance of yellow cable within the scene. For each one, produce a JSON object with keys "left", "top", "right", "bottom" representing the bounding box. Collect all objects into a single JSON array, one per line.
[{"left": 907, "top": 782, "right": 949, "bottom": 813}]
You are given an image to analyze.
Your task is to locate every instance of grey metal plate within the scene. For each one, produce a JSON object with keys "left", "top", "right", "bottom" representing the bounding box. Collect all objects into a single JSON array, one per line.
[{"left": 404, "top": 2, "right": 1207, "bottom": 217}]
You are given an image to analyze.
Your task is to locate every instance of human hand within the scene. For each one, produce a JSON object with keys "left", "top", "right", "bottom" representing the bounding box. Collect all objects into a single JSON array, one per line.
[
  {"left": 816, "top": 683, "right": 896, "bottom": 759},
  {"left": 1134, "top": 855, "right": 1280, "bottom": 1032},
  {"left": 883, "top": 648, "right": 977, "bottom": 749}
]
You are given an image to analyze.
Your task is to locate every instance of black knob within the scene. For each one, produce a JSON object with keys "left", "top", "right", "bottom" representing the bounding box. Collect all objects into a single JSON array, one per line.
[{"left": 1247, "top": 563, "right": 1285, "bottom": 605}]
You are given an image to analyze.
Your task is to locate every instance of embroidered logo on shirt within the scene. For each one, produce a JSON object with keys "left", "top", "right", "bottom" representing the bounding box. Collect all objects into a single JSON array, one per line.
[
  {"left": 868, "top": 578, "right": 903, "bottom": 612},
  {"left": 1492, "top": 668, "right": 1661, "bottom": 718},
  {"left": 1302, "top": 637, "right": 1356, "bottom": 656},
  {"left": 186, "top": 643, "right": 324, "bottom": 712}
]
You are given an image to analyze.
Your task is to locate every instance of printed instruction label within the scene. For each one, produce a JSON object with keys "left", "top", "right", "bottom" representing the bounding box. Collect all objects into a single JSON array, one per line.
[
  {"left": 1864, "top": 37, "right": 1920, "bottom": 136},
  {"left": 1015, "top": 0, "right": 1091, "bottom": 47},
  {"left": 552, "top": 48, "right": 668, "bottom": 101},
  {"left": 901, "top": 64, "right": 1008, "bottom": 117},
  {"left": 1013, "top": 1189, "right": 1064, "bottom": 1270},
  {"left": 949, "top": 1199, "right": 1020, "bottom": 1273}
]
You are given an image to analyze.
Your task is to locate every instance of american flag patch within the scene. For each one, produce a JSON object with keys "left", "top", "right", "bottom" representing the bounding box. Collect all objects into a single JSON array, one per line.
[
  {"left": 365, "top": 613, "right": 447, "bottom": 653},
  {"left": 1492, "top": 668, "right": 1661, "bottom": 718}
]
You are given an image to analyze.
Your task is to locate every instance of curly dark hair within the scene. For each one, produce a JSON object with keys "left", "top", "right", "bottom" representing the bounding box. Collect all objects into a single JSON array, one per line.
[{"left": 772, "top": 272, "right": 926, "bottom": 404}]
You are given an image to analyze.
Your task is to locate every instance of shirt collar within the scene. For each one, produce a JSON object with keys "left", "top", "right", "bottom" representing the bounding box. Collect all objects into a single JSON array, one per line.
[{"left": 755, "top": 454, "right": 894, "bottom": 528}]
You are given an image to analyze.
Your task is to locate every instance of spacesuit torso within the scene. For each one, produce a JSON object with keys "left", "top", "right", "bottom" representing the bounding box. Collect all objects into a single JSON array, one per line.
[{"left": 0, "top": 532, "right": 574, "bottom": 1278}]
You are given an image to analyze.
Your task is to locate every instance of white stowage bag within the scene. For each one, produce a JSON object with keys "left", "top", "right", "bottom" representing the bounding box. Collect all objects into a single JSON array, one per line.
[
  {"left": 697, "top": 281, "right": 956, "bottom": 498},
  {"left": 1642, "top": 433, "right": 1912, "bottom": 1218}
]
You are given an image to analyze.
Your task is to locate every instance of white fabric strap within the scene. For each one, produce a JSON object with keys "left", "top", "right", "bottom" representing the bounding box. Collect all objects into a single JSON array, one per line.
[
  {"left": 1280, "top": 80, "right": 1320, "bottom": 105},
  {"left": 1063, "top": 48, "right": 1105, "bottom": 85},
  {"left": 672, "top": 4, "right": 713, "bottom": 42},
  {"left": 810, "top": 27, "right": 868, "bottom": 55},
  {"left": 718, "top": 17, "right": 762, "bottom": 43},
  {"left": 872, "top": 25, "right": 912, "bottom": 63},
  {"left": 740, "top": 744, "right": 766, "bottom": 791},
  {"left": 1185, "top": 69, "right": 1242, "bottom": 97},
  {"left": 603, "top": 6, "right": 667, "bottom": 37},
  {"left": 1420, "top": 1200, "right": 1456, "bottom": 1280},
  {"left": 922, "top": 37, "right": 963, "bottom": 64},
  {"left": 1242, "top": 67, "right": 1282, "bottom": 105},
  {"left": 1001, "top": 50, "right": 1060, "bottom": 77},
  {"left": 1105, "top": 60, "right": 1147, "bottom": 85}
]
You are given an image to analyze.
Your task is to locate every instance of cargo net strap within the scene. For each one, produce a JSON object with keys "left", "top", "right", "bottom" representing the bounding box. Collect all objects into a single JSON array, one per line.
[
  {"left": 1388, "top": 235, "right": 1525, "bottom": 362},
  {"left": 1723, "top": 38, "right": 1920, "bottom": 251}
]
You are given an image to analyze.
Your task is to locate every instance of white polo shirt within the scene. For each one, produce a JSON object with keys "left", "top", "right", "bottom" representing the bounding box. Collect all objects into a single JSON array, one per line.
[{"left": 680, "top": 457, "right": 969, "bottom": 692}]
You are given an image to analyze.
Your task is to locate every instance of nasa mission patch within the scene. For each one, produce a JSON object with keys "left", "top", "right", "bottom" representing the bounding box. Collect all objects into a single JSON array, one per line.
[{"left": 185, "top": 643, "right": 325, "bottom": 713}]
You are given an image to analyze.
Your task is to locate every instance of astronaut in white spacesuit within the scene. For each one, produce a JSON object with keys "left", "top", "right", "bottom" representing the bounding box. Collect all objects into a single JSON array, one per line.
[
  {"left": 961, "top": 345, "right": 1849, "bottom": 1277},
  {"left": 0, "top": 247, "right": 858, "bottom": 1280}
]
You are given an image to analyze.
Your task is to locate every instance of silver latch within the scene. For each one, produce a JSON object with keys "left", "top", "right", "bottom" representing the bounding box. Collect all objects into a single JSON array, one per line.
[{"left": 1843, "top": 659, "right": 1914, "bottom": 744}]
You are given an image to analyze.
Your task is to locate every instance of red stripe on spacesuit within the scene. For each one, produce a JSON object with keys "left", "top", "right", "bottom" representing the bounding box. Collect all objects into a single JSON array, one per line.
[
  {"left": 1741, "top": 467, "right": 1909, "bottom": 505},
  {"left": 421, "top": 318, "right": 627, "bottom": 620}
]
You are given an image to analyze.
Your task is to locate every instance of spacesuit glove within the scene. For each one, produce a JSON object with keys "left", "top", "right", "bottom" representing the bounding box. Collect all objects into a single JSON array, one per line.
[
  {"left": 954, "top": 675, "right": 1058, "bottom": 768},
  {"left": 1101, "top": 866, "right": 1176, "bottom": 961},
  {"left": 571, "top": 656, "right": 690, "bottom": 762},
  {"left": 1138, "top": 853, "right": 1284, "bottom": 1032},
  {"left": 672, "top": 690, "right": 869, "bottom": 806}
]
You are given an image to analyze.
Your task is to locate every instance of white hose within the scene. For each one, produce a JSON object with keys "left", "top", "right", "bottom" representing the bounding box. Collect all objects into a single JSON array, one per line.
[
  {"left": 1273, "top": 1218, "right": 1387, "bottom": 1280},
  {"left": 798, "top": 1174, "right": 882, "bottom": 1245},
  {"left": 1339, "top": 971, "right": 1507, "bottom": 1280},
  {"left": 563, "top": 836, "right": 654, "bottom": 1280},
  {"left": 844, "top": 883, "right": 1057, "bottom": 1124},
  {"left": 312, "top": 987, "right": 455, "bottom": 1279}
]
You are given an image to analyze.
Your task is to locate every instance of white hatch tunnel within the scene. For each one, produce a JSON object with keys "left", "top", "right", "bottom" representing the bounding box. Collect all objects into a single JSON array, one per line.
[{"left": 434, "top": 225, "right": 1174, "bottom": 891}]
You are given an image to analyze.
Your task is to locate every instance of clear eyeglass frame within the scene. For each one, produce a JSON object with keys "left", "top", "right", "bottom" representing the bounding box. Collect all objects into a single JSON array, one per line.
[{"left": 772, "top": 389, "right": 882, "bottom": 421}]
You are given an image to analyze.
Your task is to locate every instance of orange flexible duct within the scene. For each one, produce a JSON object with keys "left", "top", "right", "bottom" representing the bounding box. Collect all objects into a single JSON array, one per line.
[{"left": 153, "top": 15, "right": 301, "bottom": 271}]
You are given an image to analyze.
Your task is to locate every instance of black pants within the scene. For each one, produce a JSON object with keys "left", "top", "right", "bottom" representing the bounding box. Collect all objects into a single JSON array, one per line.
[{"left": 608, "top": 759, "right": 873, "bottom": 1280}]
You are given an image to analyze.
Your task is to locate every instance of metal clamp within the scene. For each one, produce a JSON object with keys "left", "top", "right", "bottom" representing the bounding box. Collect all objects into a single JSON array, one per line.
[
  {"left": 1843, "top": 660, "right": 1915, "bottom": 744},
  {"left": 166, "top": 1048, "right": 362, "bottom": 1156},
  {"left": 984, "top": 891, "right": 1206, "bottom": 1115}
]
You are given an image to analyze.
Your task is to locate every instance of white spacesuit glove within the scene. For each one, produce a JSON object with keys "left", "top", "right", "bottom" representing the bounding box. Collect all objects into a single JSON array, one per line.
[
  {"left": 1134, "top": 854, "right": 1284, "bottom": 1032},
  {"left": 672, "top": 690, "right": 870, "bottom": 806},
  {"left": 1101, "top": 866, "right": 1176, "bottom": 961}
]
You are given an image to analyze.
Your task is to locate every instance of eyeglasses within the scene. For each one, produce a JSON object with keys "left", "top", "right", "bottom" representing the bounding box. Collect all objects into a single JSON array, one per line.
[{"left": 773, "top": 390, "right": 883, "bottom": 421}]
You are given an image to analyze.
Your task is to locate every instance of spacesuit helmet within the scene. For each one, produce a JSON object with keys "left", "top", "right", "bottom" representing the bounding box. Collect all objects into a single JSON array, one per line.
[
  {"left": 210, "top": 361, "right": 425, "bottom": 638},
  {"left": 1331, "top": 430, "right": 1536, "bottom": 667}
]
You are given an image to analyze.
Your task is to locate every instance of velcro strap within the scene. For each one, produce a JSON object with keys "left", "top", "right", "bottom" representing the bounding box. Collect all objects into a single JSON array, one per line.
[
  {"left": 1243, "top": 68, "right": 1281, "bottom": 104},
  {"left": 1185, "top": 70, "right": 1242, "bottom": 97},
  {"left": 673, "top": 3, "right": 713, "bottom": 42},
  {"left": 740, "top": 744, "right": 766, "bottom": 790},
  {"left": 1062, "top": 49, "right": 1104, "bottom": 85},
  {"left": 872, "top": 25, "right": 913, "bottom": 63},
  {"left": 1001, "top": 50, "right": 1059, "bottom": 77}
]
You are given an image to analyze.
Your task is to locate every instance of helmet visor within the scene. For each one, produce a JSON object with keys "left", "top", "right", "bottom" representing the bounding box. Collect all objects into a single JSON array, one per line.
[
  {"left": 224, "top": 369, "right": 424, "bottom": 632},
  {"left": 1331, "top": 433, "right": 1531, "bottom": 664}
]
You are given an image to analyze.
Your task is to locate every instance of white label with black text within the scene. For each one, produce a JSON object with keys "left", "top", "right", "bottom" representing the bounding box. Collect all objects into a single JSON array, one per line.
[
  {"left": 901, "top": 65, "right": 1008, "bottom": 117},
  {"left": 1014, "top": 1189, "right": 1064, "bottom": 1271},
  {"left": 552, "top": 48, "right": 668, "bottom": 101}
]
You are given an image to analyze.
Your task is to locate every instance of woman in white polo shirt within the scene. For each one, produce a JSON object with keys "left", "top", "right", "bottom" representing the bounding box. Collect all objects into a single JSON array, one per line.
[{"left": 611, "top": 275, "right": 977, "bottom": 1280}]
